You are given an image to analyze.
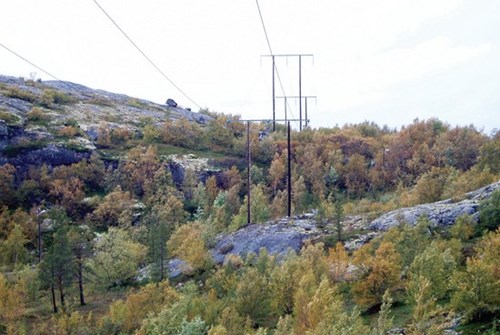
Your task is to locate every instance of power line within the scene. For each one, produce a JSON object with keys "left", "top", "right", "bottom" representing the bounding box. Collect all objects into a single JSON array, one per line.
[
  {"left": 255, "top": 0, "right": 274, "bottom": 55},
  {"left": 92, "top": 0, "right": 201, "bottom": 110},
  {"left": 255, "top": 0, "right": 298, "bottom": 126},
  {"left": 0, "top": 41, "right": 85, "bottom": 93}
]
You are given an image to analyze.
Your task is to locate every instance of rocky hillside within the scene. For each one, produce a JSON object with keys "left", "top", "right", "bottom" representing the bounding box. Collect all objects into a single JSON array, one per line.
[
  {"left": 0, "top": 75, "right": 207, "bottom": 156},
  {"left": 0, "top": 75, "right": 221, "bottom": 184}
]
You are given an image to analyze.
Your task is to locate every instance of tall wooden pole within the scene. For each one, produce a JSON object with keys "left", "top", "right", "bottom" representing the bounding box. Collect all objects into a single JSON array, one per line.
[
  {"left": 287, "top": 121, "right": 292, "bottom": 217},
  {"left": 284, "top": 97, "right": 287, "bottom": 123},
  {"left": 272, "top": 55, "right": 276, "bottom": 131},
  {"left": 305, "top": 97, "right": 308, "bottom": 128},
  {"left": 299, "top": 55, "right": 302, "bottom": 131},
  {"left": 247, "top": 122, "right": 251, "bottom": 225}
]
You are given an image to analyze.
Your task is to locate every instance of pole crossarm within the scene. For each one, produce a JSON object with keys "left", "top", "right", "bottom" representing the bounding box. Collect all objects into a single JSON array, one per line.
[
  {"left": 261, "top": 54, "right": 314, "bottom": 58},
  {"left": 276, "top": 96, "right": 317, "bottom": 99},
  {"left": 235, "top": 118, "right": 305, "bottom": 123}
]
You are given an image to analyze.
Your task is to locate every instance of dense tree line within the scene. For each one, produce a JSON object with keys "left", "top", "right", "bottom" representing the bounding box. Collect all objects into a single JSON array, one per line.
[{"left": 0, "top": 117, "right": 498, "bottom": 334}]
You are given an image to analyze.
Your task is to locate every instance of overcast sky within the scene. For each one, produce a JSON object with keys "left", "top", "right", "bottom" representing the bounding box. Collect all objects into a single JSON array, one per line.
[{"left": 1, "top": 0, "right": 498, "bottom": 133}]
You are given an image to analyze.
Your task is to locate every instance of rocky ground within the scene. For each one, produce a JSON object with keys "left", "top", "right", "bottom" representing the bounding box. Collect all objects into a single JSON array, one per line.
[
  {"left": 0, "top": 75, "right": 209, "bottom": 129},
  {"left": 0, "top": 75, "right": 210, "bottom": 158},
  {"left": 0, "top": 74, "right": 217, "bottom": 179}
]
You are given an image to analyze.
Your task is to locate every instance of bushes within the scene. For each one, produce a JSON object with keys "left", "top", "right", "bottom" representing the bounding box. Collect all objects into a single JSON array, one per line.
[
  {"left": 58, "top": 126, "right": 79, "bottom": 138},
  {"left": 41, "top": 89, "right": 75, "bottom": 107},
  {"left": 478, "top": 190, "right": 500, "bottom": 233},
  {"left": 26, "top": 107, "right": 50, "bottom": 123},
  {"left": 0, "top": 111, "right": 20, "bottom": 125},
  {"left": 86, "top": 228, "right": 147, "bottom": 289},
  {"left": 5, "top": 86, "right": 37, "bottom": 103}
]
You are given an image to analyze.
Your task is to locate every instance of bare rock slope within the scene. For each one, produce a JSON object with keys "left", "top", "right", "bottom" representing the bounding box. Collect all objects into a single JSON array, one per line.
[{"left": 369, "top": 181, "right": 499, "bottom": 231}]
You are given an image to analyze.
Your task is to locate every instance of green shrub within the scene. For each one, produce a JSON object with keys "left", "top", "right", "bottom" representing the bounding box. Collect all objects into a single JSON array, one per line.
[
  {"left": 127, "top": 98, "right": 147, "bottom": 108},
  {"left": 3, "top": 139, "right": 47, "bottom": 157},
  {"left": 0, "top": 111, "right": 20, "bottom": 125},
  {"left": 58, "top": 126, "right": 79, "bottom": 138},
  {"left": 478, "top": 190, "right": 500, "bottom": 233},
  {"left": 41, "top": 89, "right": 75, "bottom": 106},
  {"left": 5, "top": 87, "right": 37, "bottom": 102},
  {"left": 26, "top": 107, "right": 50, "bottom": 122}
]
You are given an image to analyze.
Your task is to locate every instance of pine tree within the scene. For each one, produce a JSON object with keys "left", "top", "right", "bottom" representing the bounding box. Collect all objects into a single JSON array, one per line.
[
  {"left": 68, "top": 226, "right": 92, "bottom": 306},
  {"left": 332, "top": 192, "right": 344, "bottom": 242},
  {"left": 39, "top": 222, "right": 73, "bottom": 312}
]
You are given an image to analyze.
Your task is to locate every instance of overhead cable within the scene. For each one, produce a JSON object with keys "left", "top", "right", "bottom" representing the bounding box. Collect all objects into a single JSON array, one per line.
[
  {"left": 92, "top": 0, "right": 201, "bottom": 109},
  {"left": 0, "top": 41, "right": 84, "bottom": 93},
  {"left": 255, "top": 0, "right": 297, "bottom": 124}
]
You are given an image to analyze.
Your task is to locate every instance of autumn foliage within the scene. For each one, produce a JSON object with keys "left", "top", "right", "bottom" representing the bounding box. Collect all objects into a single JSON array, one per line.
[{"left": 0, "top": 116, "right": 498, "bottom": 334}]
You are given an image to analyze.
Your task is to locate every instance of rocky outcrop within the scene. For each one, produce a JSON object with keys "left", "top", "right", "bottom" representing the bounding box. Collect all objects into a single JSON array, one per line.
[
  {"left": 166, "top": 216, "right": 319, "bottom": 278},
  {"left": 369, "top": 181, "right": 500, "bottom": 231},
  {"left": 0, "top": 143, "right": 91, "bottom": 170},
  {"left": 211, "top": 215, "right": 320, "bottom": 264}
]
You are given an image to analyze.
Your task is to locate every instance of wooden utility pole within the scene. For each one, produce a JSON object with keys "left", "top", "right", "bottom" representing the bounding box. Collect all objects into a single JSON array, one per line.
[
  {"left": 287, "top": 121, "right": 292, "bottom": 217},
  {"left": 272, "top": 55, "right": 276, "bottom": 131},
  {"left": 299, "top": 55, "right": 302, "bottom": 130},
  {"left": 247, "top": 121, "right": 251, "bottom": 225},
  {"left": 231, "top": 118, "right": 296, "bottom": 221}
]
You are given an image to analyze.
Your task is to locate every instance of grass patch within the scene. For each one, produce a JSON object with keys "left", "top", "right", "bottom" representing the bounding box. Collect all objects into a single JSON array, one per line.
[
  {"left": 97, "top": 148, "right": 124, "bottom": 161},
  {"left": 2, "top": 140, "right": 48, "bottom": 157},
  {"left": 26, "top": 107, "right": 51, "bottom": 124},
  {"left": 390, "top": 301, "right": 414, "bottom": 328},
  {"left": 62, "top": 141, "right": 92, "bottom": 153},
  {"left": 127, "top": 98, "right": 148, "bottom": 109},
  {"left": 40, "top": 89, "right": 76, "bottom": 107},
  {"left": 4, "top": 86, "right": 38, "bottom": 103},
  {"left": 360, "top": 299, "right": 413, "bottom": 330},
  {"left": 0, "top": 111, "right": 21, "bottom": 125},
  {"left": 103, "top": 113, "right": 121, "bottom": 123},
  {"left": 96, "top": 142, "right": 236, "bottom": 165},
  {"left": 87, "top": 96, "right": 114, "bottom": 107},
  {"left": 458, "top": 319, "right": 499, "bottom": 335},
  {"left": 155, "top": 143, "right": 231, "bottom": 160}
]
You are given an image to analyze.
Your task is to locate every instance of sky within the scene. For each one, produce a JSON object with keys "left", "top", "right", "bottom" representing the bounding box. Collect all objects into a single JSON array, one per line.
[{"left": 1, "top": 0, "right": 499, "bottom": 133}]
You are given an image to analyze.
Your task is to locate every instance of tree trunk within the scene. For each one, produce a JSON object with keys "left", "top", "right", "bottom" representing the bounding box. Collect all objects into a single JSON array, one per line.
[
  {"left": 58, "top": 277, "right": 65, "bottom": 309},
  {"left": 160, "top": 238, "right": 164, "bottom": 281},
  {"left": 78, "top": 259, "right": 85, "bottom": 306},
  {"left": 51, "top": 284, "right": 58, "bottom": 313}
]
